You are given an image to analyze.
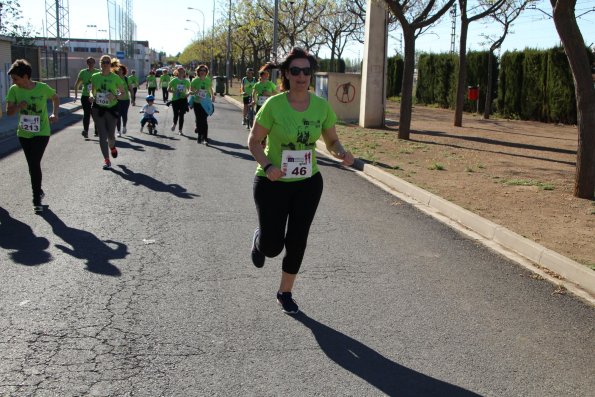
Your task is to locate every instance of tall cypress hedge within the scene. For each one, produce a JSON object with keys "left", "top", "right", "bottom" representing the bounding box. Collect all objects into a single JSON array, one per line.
[
  {"left": 521, "top": 50, "right": 547, "bottom": 120},
  {"left": 415, "top": 53, "right": 457, "bottom": 108},
  {"left": 498, "top": 51, "right": 525, "bottom": 118},
  {"left": 387, "top": 55, "right": 404, "bottom": 97},
  {"left": 546, "top": 47, "right": 576, "bottom": 124}
]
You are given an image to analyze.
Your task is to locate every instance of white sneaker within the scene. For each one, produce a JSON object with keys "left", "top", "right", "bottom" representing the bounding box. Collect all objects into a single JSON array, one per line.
[
  {"left": 140, "top": 126, "right": 144, "bottom": 132},
  {"left": 117, "top": 131, "right": 122, "bottom": 137}
]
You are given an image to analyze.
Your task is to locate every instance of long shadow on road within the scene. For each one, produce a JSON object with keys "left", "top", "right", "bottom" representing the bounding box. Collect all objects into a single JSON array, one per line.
[
  {"left": 0, "top": 207, "right": 52, "bottom": 266},
  {"left": 293, "top": 312, "right": 481, "bottom": 397},
  {"left": 111, "top": 165, "right": 200, "bottom": 199},
  {"left": 205, "top": 139, "right": 254, "bottom": 162},
  {"left": 123, "top": 135, "right": 176, "bottom": 151},
  {"left": 41, "top": 208, "right": 126, "bottom": 276}
]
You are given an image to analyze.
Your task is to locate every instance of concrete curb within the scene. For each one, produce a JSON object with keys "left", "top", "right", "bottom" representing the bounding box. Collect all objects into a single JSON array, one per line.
[{"left": 224, "top": 95, "right": 595, "bottom": 302}]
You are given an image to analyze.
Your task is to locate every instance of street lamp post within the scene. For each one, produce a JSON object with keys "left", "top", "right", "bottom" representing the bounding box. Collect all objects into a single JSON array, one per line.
[
  {"left": 187, "top": 7, "right": 205, "bottom": 41},
  {"left": 185, "top": 20, "right": 202, "bottom": 41},
  {"left": 188, "top": 5, "right": 213, "bottom": 75},
  {"left": 184, "top": 27, "right": 198, "bottom": 41}
]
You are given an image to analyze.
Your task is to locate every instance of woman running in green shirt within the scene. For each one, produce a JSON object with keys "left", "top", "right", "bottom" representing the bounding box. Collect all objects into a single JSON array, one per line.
[
  {"left": 160, "top": 69, "right": 172, "bottom": 102},
  {"left": 190, "top": 64, "right": 215, "bottom": 144},
  {"left": 74, "top": 57, "right": 100, "bottom": 138},
  {"left": 146, "top": 71, "right": 157, "bottom": 97},
  {"left": 113, "top": 62, "right": 133, "bottom": 136},
  {"left": 252, "top": 64, "right": 278, "bottom": 114},
  {"left": 90, "top": 55, "right": 126, "bottom": 170},
  {"left": 128, "top": 69, "right": 139, "bottom": 106},
  {"left": 167, "top": 66, "right": 191, "bottom": 134},
  {"left": 247, "top": 48, "right": 354, "bottom": 314},
  {"left": 6, "top": 59, "right": 60, "bottom": 213}
]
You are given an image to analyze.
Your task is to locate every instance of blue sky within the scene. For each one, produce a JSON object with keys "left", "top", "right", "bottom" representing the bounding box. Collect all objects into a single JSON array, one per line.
[{"left": 15, "top": 0, "right": 595, "bottom": 58}]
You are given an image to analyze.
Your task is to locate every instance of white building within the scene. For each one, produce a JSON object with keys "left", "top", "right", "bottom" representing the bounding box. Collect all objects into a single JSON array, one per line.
[{"left": 30, "top": 37, "right": 156, "bottom": 87}]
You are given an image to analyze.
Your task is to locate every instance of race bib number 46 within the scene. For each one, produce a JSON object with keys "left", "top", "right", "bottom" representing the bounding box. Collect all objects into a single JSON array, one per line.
[
  {"left": 281, "top": 150, "right": 313, "bottom": 179},
  {"left": 20, "top": 115, "right": 41, "bottom": 133}
]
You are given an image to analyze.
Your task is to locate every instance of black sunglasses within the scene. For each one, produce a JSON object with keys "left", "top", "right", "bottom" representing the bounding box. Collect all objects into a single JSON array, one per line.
[
  {"left": 289, "top": 67, "right": 312, "bottom": 76},
  {"left": 101, "top": 61, "right": 111, "bottom": 65}
]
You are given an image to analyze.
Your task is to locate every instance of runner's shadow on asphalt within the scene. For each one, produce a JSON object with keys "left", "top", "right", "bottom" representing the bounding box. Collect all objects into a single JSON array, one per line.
[
  {"left": 124, "top": 135, "right": 175, "bottom": 151},
  {"left": 203, "top": 139, "right": 254, "bottom": 161},
  {"left": 0, "top": 207, "right": 52, "bottom": 266},
  {"left": 110, "top": 139, "right": 145, "bottom": 152},
  {"left": 40, "top": 208, "right": 126, "bottom": 276},
  {"left": 111, "top": 165, "right": 200, "bottom": 199},
  {"left": 293, "top": 313, "right": 481, "bottom": 397}
]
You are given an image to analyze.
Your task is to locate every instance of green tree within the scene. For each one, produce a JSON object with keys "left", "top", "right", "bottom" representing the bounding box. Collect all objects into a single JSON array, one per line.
[{"left": 0, "top": 0, "right": 38, "bottom": 42}]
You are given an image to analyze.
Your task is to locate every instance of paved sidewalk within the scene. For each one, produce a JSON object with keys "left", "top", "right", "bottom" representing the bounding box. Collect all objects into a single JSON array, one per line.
[{"left": 224, "top": 94, "right": 595, "bottom": 303}]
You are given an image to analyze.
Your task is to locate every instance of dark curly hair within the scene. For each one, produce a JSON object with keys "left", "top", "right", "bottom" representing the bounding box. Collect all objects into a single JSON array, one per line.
[
  {"left": 278, "top": 47, "right": 317, "bottom": 91},
  {"left": 8, "top": 59, "right": 32, "bottom": 78}
]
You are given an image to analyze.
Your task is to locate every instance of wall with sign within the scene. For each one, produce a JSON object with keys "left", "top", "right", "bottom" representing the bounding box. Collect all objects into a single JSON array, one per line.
[{"left": 315, "top": 72, "right": 361, "bottom": 122}]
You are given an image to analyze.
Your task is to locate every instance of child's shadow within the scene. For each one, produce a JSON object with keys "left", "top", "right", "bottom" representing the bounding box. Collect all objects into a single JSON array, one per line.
[
  {"left": 41, "top": 209, "right": 127, "bottom": 276},
  {"left": 0, "top": 207, "right": 52, "bottom": 266}
]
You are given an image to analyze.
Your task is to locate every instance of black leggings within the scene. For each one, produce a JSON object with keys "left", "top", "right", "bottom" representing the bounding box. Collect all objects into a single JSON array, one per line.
[
  {"left": 117, "top": 99, "right": 130, "bottom": 131},
  {"left": 162, "top": 87, "right": 169, "bottom": 102},
  {"left": 131, "top": 87, "right": 137, "bottom": 103},
  {"left": 253, "top": 172, "right": 323, "bottom": 274},
  {"left": 171, "top": 98, "right": 187, "bottom": 130},
  {"left": 19, "top": 136, "right": 50, "bottom": 205},
  {"left": 193, "top": 104, "right": 208, "bottom": 140},
  {"left": 81, "top": 95, "right": 94, "bottom": 132},
  {"left": 148, "top": 87, "right": 156, "bottom": 96}
]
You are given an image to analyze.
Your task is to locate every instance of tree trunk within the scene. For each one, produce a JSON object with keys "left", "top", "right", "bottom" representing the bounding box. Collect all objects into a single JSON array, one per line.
[
  {"left": 454, "top": 18, "right": 469, "bottom": 127},
  {"left": 551, "top": 0, "right": 595, "bottom": 199},
  {"left": 483, "top": 50, "right": 495, "bottom": 119},
  {"left": 398, "top": 27, "right": 416, "bottom": 140}
]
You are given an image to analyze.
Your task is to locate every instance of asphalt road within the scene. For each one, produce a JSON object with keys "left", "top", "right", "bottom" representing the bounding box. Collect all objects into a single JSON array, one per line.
[{"left": 1, "top": 91, "right": 593, "bottom": 396}]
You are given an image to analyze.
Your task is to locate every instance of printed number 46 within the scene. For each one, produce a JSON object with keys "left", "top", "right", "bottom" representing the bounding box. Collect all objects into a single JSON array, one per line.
[{"left": 292, "top": 167, "right": 307, "bottom": 176}]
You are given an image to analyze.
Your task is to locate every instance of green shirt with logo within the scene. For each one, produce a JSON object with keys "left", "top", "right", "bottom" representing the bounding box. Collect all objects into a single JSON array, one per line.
[
  {"left": 147, "top": 75, "right": 157, "bottom": 88},
  {"left": 90, "top": 72, "right": 123, "bottom": 108},
  {"left": 254, "top": 92, "right": 337, "bottom": 181},
  {"left": 7, "top": 82, "right": 57, "bottom": 138},
  {"left": 253, "top": 81, "right": 277, "bottom": 106},
  {"left": 190, "top": 76, "right": 213, "bottom": 100},
  {"left": 128, "top": 75, "right": 139, "bottom": 88},
  {"left": 168, "top": 77, "right": 191, "bottom": 101},
  {"left": 77, "top": 68, "right": 100, "bottom": 96},
  {"left": 160, "top": 74, "right": 171, "bottom": 88},
  {"left": 242, "top": 77, "right": 257, "bottom": 97}
]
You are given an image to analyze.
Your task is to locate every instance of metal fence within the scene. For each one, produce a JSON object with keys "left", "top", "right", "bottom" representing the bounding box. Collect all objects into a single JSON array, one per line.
[{"left": 11, "top": 45, "right": 69, "bottom": 79}]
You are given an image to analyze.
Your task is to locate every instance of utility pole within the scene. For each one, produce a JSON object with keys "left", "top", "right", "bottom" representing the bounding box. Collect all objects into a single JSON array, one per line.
[
  {"left": 225, "top": 0, "right": 231, "bottom": 93},
  {"left": 450, "top": 5, "right": 457, "bottom": 55}
]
